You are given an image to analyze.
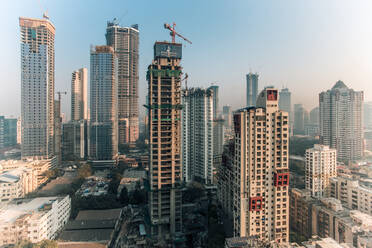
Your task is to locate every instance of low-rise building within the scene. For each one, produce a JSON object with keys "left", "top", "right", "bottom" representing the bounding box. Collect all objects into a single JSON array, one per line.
[
  {"left": 0, "top": 196, "right": 71, "bottom": 246},
  {"left": 0, "top": 158, "right": 56, "bottom": 187},
  {"left": 0, "top": 167, "right": 37, "bottom": 202},
  {"left": 329, "top": 177, "right": 372, "bottom": 215},
  {"left": 59, "top": 208, "right": 122, "bottom": 248}
]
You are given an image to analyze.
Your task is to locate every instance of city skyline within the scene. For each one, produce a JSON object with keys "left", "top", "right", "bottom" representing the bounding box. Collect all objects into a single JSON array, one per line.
[{"left": 2, "top": 1, "right": 372, "bottom": 118}]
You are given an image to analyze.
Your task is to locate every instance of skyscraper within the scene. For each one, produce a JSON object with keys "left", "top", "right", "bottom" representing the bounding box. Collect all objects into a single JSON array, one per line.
[
  {"left": 222, "top": 105, "right": 232, "bottom": 129},
  {"left": 147, "top": 41, "right": 183, "bottom": 243},
  {"left": 305, "top": 144, "right": 337, "bottom": 198},
  {"left": 208, "top": 85, "right": 219, "bottom": 119},
  {"left": 89, "top": 46, "right": 118, "bottom": 160},
  {"left": 310, "top": 107, "right": 319, "bottom": 125},
  {"left": 4, "top": 118, "right": 17, "bottom": 147},
  {"left": 233, "top": 88, "right": 289, "bottom": 244},
  {"left": 20, "top": 16, "right": 55, "bottom": 159},
  {"left": 106, "top": 20, "right": 139, "bottom": 145},
  {"left": 0, "top": 117, "right": 4, "bottom": 149},
  {"left": 319, "top": 81, "right": 364, "bottom": 162},
  {"left": 294, "top": 104, "right": 305, "bottom": 135},
  {"left": 71, "top": 68, "right": 88, "bottom": 121},
  {"left": 181, "top": 88, "right": 214, "bottom": 184},
  {"left": 246, "top": 73, "right": 259, "bottom": 107},
  {"left": 364, "top": 102, "right": 372, "bottom": 129}
]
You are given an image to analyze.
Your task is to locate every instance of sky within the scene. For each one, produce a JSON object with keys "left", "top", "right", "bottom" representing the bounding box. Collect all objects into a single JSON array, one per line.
[{"left": 2, "top": 0, "right": 372, "bottom": 119}]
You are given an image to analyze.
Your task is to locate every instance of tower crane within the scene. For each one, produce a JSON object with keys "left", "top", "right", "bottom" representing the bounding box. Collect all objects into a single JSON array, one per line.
[
  {"left": 164, "top": 22, "right": 192, "bottom": 44},
  {"left": 181, "top": 73, "right": 189, "bottom": 89},
  {"left": 56, "top": 91, "right": 67, "bottom": 102}
]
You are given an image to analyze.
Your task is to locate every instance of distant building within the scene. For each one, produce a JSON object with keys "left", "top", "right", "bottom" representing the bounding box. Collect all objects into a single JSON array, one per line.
[
  {"left": 222, "top": 105, "right": 232, "bottom": 129},
  {"left": 0, "top": 196, "right": 70, "bottom": 246},
  {"left": 364, "top": 102, "right": 372, "bottom": 129},
  {"left": 213, "top": 118, "right": 225, "bottom": 169},
  {"left": 305, "top": 145, "right": 337, "bottom": 198},
  {"left": 17, "top": 118, "right": 21, "bottom": 144},
  {"left": 246, "top": 73, "right": 258, "bottom": 108},
  {"left": 181, "top": 88, "right": 214, "bottom": 184},
  {"left": 89, "top": 46, "right": 118, "bottom": 160},
  {"left": 0, "top": 167, "right": 37, "bottom": 202},
  {"left": 319, "top": 81, "right": 364, "bottom": 162},
  {"left": 233, "top": 88, "right": 289, "bottom": 244},
  {"left": 294, "top": 104, "right": 305, "bottom": 135},
  {"left": 225, "top": 236, "right": 266, "bottom": 248},
  {"left": 20, "top": 17, "right": 55, "bottom": 159},
  {"left": 106, "top": 21, "right": 139, "bottom": 144},
  {"left": 71, "top": 68, "right": 88, "bottom": 121},
  {"left": 310, "top": 107, "right": 319, "bottom": 125},
  {"left": 62, "top": 120, "right": 88, "bottom": 161},
  {"left": 208, "top": 85, "right": 219, "bottom": 119},
  {"left": 279, "top": 88, "right": 292, "bottom": 131},
  {"left": 0, "top": 116, "right": 4, "bottom": 149}
]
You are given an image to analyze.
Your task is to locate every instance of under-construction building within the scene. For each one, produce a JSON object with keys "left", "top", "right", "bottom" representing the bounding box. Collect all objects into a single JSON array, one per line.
[{"left": 146, "top": 41, "right": 183, "bottom": 245}]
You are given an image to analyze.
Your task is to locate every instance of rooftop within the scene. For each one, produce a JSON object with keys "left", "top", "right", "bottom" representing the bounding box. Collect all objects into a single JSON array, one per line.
[
  {"left": 75, "top": 208, "right": 122, "bottom": 221},
  {"left": 0, "top": 196, "right": 64, "bottom": 224}
]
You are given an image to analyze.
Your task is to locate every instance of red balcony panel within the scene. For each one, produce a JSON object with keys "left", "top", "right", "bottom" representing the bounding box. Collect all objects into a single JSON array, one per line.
[
  {"left": 274, "top": 172, "right": 289, "bottom": 187},
  {"left": 249, "top": 196, "right": 264, "bottom": 211}
]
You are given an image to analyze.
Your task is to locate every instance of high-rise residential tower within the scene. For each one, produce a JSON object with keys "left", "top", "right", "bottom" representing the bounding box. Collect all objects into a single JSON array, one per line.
[
  {"left": 319, "top": 81, "right": 364, "bottom": 162},
  {"left": 20, "top": 16, "right": 55, "bottom": 159},
  {"left": 71, "top": 68, "right": 88, "bottom": 121},
  {"left": 305, "top": 144, "right": 337, "bottom": 198},
  {"left": 106, "top": 20, "right": 139, "bottom": 145},
  {"left": 181, "top": 88, "right": 214, "bottom": 184},
  {"left": 89, "top": 46, "right": 118, "bottom": 160},
  {"left": 233, "top": 88, "right": 289, "bottom": 244},
  {"left": 146, "top": 41, "right": 183, "bottom": 243},
  {"left": 246, "top": 73, "right": 259, "bottom": 108}
]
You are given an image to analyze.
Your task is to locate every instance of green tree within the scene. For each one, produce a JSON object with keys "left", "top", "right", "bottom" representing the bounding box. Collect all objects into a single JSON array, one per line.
[
  {"left": 77, "top": 164, "right": 92, "bottom": 179},
  {"left": 119, "top": 186, "right": 129, "bottom": 205}
]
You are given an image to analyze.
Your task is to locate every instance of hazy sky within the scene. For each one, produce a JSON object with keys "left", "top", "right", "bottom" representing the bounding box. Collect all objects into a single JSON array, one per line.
[{"left": 2, "top": 0, "right": 372, "bottom": 119}]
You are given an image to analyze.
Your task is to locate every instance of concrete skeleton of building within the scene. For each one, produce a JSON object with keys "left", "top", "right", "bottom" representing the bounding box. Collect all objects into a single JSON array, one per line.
[
  {"left": 0, "top": 196, "right": 70, "bottom": 246},
  {"left": 319, "top": 81, "right": 364, "bottom": 162},
  {"left": 62, "top": 120, "right": 88, "bottom": 161},
  {"left": 89, "top": 45, "right": 118, "bottom": 160},
  {"left": 305, "top": 144, "right": 337, "bottom": 198},
  {"left": 181, "top": 87, "right": 214, "bottom": 184},
  {"left": 232, "top": 88, "right": 290, "bottom": 244},
  {"left": 106, "top": 20, "right": 139, "bottom": 144},
  {"left": 0, "top": 167, "right": 37, "bottom": 202},
  {"left": 19, "top": 16, "right": 55, "bottom": 160},
  {"left": 146, "top": 41, "right": 183, "bottom": 245},
  {"left": 246, "top": 73, "right": 259, "bottom": 108}
]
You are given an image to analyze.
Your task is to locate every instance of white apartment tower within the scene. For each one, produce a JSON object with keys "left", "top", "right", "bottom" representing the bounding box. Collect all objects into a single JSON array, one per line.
[
  {"left": 20, "top": 16, "right": 55, "bottom": 159},
  {"left": 305, "top": 144, "right": 337, "bottom": 198},
  {"left": 182, "top": 88, "right": 214, "bottom": 184},
  {"left": 319, "top": 81, "right": 364, "bottom": 162},
  {"left": 71, "top": 68, "right": 88, "bottom": 121},
  {"left": 233, "top": 88, "right": 289, "bottom": 244}
]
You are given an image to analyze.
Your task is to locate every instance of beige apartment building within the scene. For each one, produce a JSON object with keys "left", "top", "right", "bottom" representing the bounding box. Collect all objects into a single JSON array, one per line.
[
  {"left": 232, "top": 88, "right": 289, "bottom": 244},
  {"left": 329, "top": 176, "right": 372, "bottom": 215},
  {"left": 305, "top": 144, "right": 337, "bottom": 198}
]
